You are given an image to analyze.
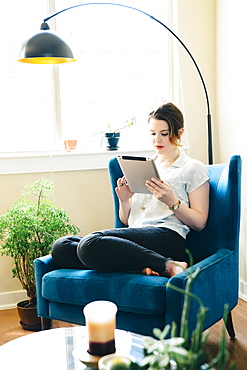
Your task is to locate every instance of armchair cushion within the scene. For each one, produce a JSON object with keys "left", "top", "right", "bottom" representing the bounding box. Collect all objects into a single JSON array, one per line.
[{"left": 42, "top": 269, "right": 167, "bottom": 315}]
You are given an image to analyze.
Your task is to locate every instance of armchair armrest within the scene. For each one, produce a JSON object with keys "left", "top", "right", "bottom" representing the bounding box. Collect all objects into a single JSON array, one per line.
[
  {"left": 34, "top": 255, "right": 59, "bottom": 318},
  {"left": 165, "top": 248, "right": 238, "bottom": 334}
]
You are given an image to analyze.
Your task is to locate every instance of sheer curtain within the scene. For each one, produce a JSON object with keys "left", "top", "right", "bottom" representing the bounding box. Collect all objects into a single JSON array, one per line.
[{"left": 0, "top": 1, "right": 55, "bottom": 153}]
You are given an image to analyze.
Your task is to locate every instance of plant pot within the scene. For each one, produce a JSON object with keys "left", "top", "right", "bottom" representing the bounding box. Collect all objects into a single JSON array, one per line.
[
  {"left": 17, "top": 299, "right": 41, "bottom": 331},
  {"left": 64, "top": 139, "right": 77, "bottom": 152},
  {"left": 105, "top": 132, "right": 120, "bottom": 150}
]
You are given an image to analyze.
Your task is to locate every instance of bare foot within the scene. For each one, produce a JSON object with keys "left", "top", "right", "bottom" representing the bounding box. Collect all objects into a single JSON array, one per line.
[
  {"left": 141, "top": 267, "right": 160, "bottom": 276},
  {"left": 165, "top": 260, "right": 188, "bottom": 277}
]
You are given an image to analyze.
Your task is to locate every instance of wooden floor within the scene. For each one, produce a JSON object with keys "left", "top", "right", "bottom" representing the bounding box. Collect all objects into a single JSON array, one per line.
[{"left": 0, "top": 298, "right": 247, "bottom": 369}]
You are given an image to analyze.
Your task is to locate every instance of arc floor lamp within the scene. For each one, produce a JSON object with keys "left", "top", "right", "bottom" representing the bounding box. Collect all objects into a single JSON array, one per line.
[{"left": 18, "top": 2, "right": 213, "bottom": 164}]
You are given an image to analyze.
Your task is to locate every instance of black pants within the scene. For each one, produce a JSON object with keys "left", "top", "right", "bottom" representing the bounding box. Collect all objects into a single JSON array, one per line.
[{"left": 51, "top": 227, "right": 185, "bottom": 275}]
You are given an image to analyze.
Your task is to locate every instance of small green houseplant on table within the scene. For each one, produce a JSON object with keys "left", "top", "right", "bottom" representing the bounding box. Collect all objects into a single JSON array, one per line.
[
  {"left": 0, "top": 178, "right": 79, "bottom": 330},
  {"left": 138, "top": 267, "right": 235, "bottom": 370},
  {"left": 108, "top": 254, "right": 235, "bottom": 370}
]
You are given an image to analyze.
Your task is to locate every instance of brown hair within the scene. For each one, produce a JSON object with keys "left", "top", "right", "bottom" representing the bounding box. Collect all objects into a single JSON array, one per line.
[{"left": 148, "top": 103, "right": 184, "bottom": 146}]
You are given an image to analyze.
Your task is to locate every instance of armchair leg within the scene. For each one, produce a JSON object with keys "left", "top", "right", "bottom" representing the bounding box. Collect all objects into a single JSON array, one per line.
[
  {"left": 223, "top": 311, "right": 235, "bottom": 339},
  {"left": 41, "top": 317, "right": 52, "bottom": 330}
]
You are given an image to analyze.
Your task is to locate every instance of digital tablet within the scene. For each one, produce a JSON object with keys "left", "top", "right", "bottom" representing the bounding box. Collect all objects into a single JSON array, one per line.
[{"left": 117, "top": 155, "right": 160, "bottom": 194}]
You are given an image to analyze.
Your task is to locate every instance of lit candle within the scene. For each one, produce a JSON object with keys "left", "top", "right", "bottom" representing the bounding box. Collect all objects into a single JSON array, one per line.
[{"left": 83, "top": 300, "right": 118, "bottom": 356}]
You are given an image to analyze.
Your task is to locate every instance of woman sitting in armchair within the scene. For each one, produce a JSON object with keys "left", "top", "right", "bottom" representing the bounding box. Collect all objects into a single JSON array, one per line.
[{"left": 52, "top": 103, "right": 209, "bottom": 277}]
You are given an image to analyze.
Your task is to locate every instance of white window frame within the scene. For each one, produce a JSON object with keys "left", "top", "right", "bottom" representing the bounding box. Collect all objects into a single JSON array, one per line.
[{"left": 0, "top": 0, "right": 179, "bottom": 174}]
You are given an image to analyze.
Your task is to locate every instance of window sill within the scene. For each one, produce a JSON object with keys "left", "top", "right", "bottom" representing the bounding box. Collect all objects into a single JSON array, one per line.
[{"left": 0, "top": 148, "right": 154, "bottom": 175}]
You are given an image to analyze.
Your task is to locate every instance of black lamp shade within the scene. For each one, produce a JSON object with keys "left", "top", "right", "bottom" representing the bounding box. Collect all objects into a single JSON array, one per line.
[{"left": 18, "top": 31, "right": 76, "bottom": 64}]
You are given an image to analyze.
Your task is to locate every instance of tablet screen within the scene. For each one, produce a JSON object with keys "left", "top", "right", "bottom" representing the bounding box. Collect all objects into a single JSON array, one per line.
[{"left": 117, "top": 155, "right": 160, "bottom": 194}]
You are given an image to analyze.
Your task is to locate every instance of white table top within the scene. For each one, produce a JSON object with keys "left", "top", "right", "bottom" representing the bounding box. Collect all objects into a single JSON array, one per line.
[{"left": 0, "top": 326, "right": 144, "bottom": 370}]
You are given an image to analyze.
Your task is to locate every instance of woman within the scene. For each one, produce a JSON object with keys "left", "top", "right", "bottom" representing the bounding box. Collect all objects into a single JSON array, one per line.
[{"left": 52, "top": 103, "right": 209, "bottom": 277}]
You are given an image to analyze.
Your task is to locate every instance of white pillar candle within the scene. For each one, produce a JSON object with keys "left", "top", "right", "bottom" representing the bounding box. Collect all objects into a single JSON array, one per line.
[{"left": 83, "top": 301, "right": 118, "bottom": 356}]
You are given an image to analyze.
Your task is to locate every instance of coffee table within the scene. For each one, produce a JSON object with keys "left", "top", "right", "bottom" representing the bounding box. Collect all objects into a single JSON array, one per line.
[{"left": 0, "top": 326, "right": 145, "bottom": 370}]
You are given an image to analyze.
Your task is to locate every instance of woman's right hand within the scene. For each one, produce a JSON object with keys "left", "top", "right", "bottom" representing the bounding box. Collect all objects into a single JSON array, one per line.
[
  {"left": 115, "top": 177, "right": 134, "bottom": 225},
  {"left": 115, "top": 176, "right": 134, "bottom": 201}
]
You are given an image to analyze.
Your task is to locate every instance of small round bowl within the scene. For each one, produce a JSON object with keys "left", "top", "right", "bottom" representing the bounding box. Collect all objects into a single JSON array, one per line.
[{"left": 98, "top": 354, "right": 135, "bottom": 370}]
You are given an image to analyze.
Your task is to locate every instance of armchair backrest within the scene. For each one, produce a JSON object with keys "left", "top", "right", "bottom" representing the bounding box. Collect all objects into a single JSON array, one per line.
[
  {"left": 108, "top": 157, "right": 128, "bottom": 229},
  {"left": 186, "top": 155, "right": 241, "bottom": 262},
  {"left": 108, "top": 155, "right": 241, "bottom": 263}
]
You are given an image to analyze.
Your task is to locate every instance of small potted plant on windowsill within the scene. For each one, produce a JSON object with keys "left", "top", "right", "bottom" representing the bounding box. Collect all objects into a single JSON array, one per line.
[
  {"left": 0, "top": 179, "right": 79, "bottom": 331},
  {"left": 105, "top": 116, "right": 136, "bottom": 150},
  {"left": 95, "top": 116, "right": 136, "bottom": 150}
]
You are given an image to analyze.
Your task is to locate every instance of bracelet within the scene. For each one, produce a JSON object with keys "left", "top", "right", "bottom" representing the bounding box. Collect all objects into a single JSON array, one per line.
[{"left": 168, "top": 199, "right": 181, "bottom": 211}]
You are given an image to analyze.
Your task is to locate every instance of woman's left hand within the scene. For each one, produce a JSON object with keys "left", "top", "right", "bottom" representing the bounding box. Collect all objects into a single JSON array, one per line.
[
  {"left": 145, "top": 178, "right": 177, "bottom": 208},
  {"left": 146, "top": 177, "right": 210, "bottom": 232}
]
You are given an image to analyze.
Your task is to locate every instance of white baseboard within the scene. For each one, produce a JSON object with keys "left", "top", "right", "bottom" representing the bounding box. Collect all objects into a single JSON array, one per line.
[
  {"left": 0, "top": 290, "right": 28, "bottom": 310},
  {"left": 239, "top": 279, "right": 247, "bottom": 302}
]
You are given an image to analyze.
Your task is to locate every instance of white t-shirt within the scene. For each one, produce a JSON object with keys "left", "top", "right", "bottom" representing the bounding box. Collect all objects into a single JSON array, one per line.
[{"left": 128, "top": 152, "right": 209, "bottom": 238}]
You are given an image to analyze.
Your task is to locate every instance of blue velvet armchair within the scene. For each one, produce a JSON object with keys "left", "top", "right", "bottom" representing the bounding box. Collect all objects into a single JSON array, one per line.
[{"left": 34, "top": 155, "right": 241, "bottom": 338}]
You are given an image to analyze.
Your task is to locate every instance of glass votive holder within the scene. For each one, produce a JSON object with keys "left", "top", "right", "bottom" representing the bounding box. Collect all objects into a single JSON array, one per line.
[{"left": 83, "top": 300, "right": 118, "bottom": 356}]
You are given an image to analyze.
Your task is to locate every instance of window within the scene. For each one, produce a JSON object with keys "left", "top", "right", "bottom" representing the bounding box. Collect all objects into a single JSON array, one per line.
[
  {"left": 1, "top": 0, "right": 171, "bottom": 154},
  {"left": 0, "top": 1, "right": 55, "bottom": 153}
]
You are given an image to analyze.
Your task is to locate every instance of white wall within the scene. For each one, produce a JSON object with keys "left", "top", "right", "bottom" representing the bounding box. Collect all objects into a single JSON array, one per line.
[
  {"left": 177, "top": 0, "right": 216, "bottom": 164},
  {"left": 216, "top": 0, "right": 247, "bottom": 299},
  {"left": 176, "top": 0, "right": 247, "bottom": 299}
]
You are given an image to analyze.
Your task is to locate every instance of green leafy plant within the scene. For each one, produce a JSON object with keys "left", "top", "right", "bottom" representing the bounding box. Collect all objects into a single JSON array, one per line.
[
  {"left": 92, "top": 116, "right": 137, "bottom": 147},
  {"left": 138, "top": 253, "right": 235, "bottom": 370},
  {"left": 110, "top": 251, "right": 235, "bottom": 370},
  {"left": 106, "top": 116, "right": 137, "bottom": 133},
  {"left": 0, "top": 179, "right": 79, "bottom": 305}
]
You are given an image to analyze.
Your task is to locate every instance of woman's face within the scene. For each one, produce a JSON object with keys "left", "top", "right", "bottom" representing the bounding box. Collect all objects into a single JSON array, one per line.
[{"left": 149, "top": 118, "right": 177, "bottom": 155}]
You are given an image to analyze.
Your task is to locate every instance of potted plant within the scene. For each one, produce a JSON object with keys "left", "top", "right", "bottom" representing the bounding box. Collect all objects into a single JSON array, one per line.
[
  {"left": 107, "top": 253, "right": 235, "bottom": 370},
  {"left": 105, "top": 116, "right": 136, "bottom": 150},
  {"left": 0, "top": 178, "right": 79, "bottom": 331},
  {"left": 92, "top": 116, "right": 136, "bottom": 150},
  {"left": 138, "top": 269, "right": 235, "bottom": 370}
]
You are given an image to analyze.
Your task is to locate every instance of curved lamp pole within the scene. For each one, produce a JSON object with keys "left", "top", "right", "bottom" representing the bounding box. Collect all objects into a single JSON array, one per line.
[{"left": 18, "top": 2, "right": 213, "bottom": 164}]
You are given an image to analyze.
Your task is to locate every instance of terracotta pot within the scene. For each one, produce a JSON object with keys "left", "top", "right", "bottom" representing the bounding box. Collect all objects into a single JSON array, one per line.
[
  {"left": 64, "top": 139, "right": 77, "bottom": 152},
  {"left": 17, "top": 300, "right": 41, "bottom": 331}
]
